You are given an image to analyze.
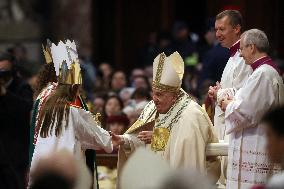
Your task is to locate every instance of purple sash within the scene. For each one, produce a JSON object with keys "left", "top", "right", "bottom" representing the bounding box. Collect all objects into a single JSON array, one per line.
[{"left": 229, "top": 41, "right": 240, "bottom": 57}]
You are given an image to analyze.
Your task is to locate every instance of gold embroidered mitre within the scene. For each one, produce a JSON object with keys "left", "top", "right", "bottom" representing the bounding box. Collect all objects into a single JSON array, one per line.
[
  {"left": 50, "top": 39, "right": 82, "bottom": 84},
  {"left": 152, "top": 52, "right": 184, "bottom": 92}
]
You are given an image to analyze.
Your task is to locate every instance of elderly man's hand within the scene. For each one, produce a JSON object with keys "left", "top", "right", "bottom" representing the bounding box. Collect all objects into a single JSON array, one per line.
[
  {"left": 137, "top": 131, "right": 153, "bottom": 144},
  {"left": 220, "top": 95, "right": 233, "bottom": 112},
  {"left": 208, "top": 81, "right": 221, "bottom": 101}
]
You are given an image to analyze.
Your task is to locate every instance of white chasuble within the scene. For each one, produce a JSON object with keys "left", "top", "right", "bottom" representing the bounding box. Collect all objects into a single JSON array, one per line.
[{"left": 117, "top": 89, "right": 220, "bottom": 188}]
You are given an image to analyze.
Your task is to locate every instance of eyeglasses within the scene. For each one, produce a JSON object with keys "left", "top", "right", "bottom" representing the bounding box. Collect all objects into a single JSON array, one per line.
[{"left": 238, "top": 44, "right": 253, "bottom": 53}]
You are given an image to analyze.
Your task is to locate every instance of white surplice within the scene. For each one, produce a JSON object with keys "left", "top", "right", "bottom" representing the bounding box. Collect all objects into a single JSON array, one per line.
[
  {"left": 214, "top": 41, "right": 252, "bottom": 141},
  {"left": 117, "top": 89, "right": 220, "bottom": 187},
  {"left": 213, "top": 41, "right": 252, "bottom": 186},
  {"left": 225, "top": 63, "right": 284, "bottom": 189},
  {"left": 29, "top": 106, "right": 113, "bottom": 188}
]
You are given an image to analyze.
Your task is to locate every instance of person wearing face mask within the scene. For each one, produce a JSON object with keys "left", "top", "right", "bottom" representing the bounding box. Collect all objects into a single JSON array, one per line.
[
  {"left": 0, "top": 52, "right": 32, "bottom": 189},
  {"left": 0, "top": 52, "right": 33, "bottom": 106}
]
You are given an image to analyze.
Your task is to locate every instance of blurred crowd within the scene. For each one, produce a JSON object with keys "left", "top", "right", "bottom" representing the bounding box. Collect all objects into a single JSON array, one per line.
[
  {"left": 81, "top": 19, "right": 233, "bottom": 132},
  {"left": 1, "top": 17, "right": 284, "bottom": 189},
  {"left": 1, "top": 18, "right": 284, "bottom": 131}
]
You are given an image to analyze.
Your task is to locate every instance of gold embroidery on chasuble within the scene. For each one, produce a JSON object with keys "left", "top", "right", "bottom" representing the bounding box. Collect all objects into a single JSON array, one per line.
[
  {"left": 151, "top": 127, "right": 170, "bottom": 151},
  {"left": 150, "top": 91, "right": 191, "bottom": 152},
  {"left": 124, "top": 90, "right": 191, "bottom": 152},
  {"left": 124, "top": 101, "right": 156, "bottom": 134}
]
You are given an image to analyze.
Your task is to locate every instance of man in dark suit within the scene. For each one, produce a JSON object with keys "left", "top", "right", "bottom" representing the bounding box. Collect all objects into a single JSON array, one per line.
[
  {"left": 0, "top": 52, "right": 33, "bottom": 106},
  {"left": 0, "top": 52, "right": 32, "bottom": 189}
]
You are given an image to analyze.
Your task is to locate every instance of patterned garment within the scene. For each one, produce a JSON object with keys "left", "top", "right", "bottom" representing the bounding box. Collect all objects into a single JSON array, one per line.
[
  {"left": 29, "top": 82, "right": 57, "bottom": 164},
  {"left": 29, "top": 84, "right": 105, "bottom": 189},
  {"left": 214, "top": 41, "right": 252, "bottom": 142},
  {"left": 33, "top": 83, "right": 58, "bottom": 145},
  {"left": 213, "top": 40, "right": 252, "bottom": 187},
  {"left": 29, "top": 106, "right": 112, "bottom": 188},
  {"left": 118, "top": 89, "right": 220, "bottom": 183},
  {"left": 225, "top": 61, "right": 284, "bottom": 189}
]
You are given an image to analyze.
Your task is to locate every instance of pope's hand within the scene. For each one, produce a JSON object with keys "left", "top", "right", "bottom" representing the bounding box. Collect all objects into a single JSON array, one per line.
[
  {"left": 137, "top": 131, "right": 153, "bottom": 144},
  {"left": 110, "top": 132, "right": 124, "bottom": 148}
]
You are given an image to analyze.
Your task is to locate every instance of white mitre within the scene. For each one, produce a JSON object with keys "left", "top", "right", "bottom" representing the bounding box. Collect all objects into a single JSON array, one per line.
[{"left": 152, "top": 52, "right": 184, "bottom": 92}]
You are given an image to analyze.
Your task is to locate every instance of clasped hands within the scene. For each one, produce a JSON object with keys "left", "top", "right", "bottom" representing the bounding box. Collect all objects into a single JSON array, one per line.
[
  {"left": 208, "top": 81, "right": 233, "bottom": 112},
  {"left": 219, "top": 95, "right": 233, "bottom": 112}
]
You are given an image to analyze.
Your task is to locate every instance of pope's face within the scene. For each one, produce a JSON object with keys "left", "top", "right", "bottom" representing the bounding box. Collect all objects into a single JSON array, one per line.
[
  {"left": 215, "top": 16, "right": 240, "bottom": 48},
  {"left": 152, "top": 88, "right": 178, "bottom": 114}
]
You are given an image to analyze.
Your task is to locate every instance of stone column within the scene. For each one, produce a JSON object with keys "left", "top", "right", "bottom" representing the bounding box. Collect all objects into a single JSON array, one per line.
[{"left": 50, "top": 0, "right": 93, "bottom": 58}]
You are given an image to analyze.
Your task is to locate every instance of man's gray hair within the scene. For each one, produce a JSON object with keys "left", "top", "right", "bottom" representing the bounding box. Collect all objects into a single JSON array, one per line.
[{"left": 241, "top": 29, "right": 270, "bottom": 53}]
